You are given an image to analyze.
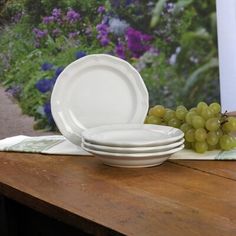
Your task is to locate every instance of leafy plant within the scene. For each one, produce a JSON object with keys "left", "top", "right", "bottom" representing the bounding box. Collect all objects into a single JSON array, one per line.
[{"left": 0, "top": 0, "right": 219, "bottom": 130}]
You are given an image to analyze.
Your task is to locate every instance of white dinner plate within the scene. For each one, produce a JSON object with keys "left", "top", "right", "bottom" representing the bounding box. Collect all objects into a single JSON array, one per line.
[
  {"left": 51, "top": 54, "right": 149, "bottom": 145},
  {"left": 82, "top": 138, "right": 185, "bottom": 153},
  {"left": 82, "top": 124, "right": 184, "bottom": 147},
  {"left": 81, "top": 144, "right": 184, "bottom": 168}
]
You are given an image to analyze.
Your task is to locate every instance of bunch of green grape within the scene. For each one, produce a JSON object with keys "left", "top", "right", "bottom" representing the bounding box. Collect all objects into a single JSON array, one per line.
[{"left": 145, "top": 102, "right": 236, "bottom": 153}]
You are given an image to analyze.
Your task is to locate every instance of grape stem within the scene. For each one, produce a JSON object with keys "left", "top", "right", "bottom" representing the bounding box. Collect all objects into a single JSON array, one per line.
[{"left": 220, "top": 111, "right": 229, "bottom": 125}]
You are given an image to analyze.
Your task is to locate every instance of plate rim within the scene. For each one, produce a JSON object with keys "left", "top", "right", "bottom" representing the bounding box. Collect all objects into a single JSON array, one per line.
[
  {"left": 81, "top": 143, "right": 185, "bottom": 158},
  {"left": 82, "top": 124, "right": 184, "bottom": 147},
  {"left": 51, "top": 54, "right": 149, "bottom": 145},
  {"left": 82, "top": 138, "right": 185, "bottom": 153}
]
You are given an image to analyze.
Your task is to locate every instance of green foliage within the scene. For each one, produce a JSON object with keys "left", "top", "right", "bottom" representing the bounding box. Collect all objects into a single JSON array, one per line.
[
  {"left": 150, "top": 0, "right": 167, "bottom": 28},
  {"left": 140, "top": 52, "right": 184, "bottom": 108},
  {"left": 0, "top": 0, "right": 24, "bottom": 23},
  {"left": 147, "top": 0, "right": 219, "bottom": 108},
  {"left": 23, "top": 0, "right": 107, "bottom": 25},
  {"left": 107, "top": 0, "right": 153, "bottom": 33},
  {"left": 0, "top": 0, "right": 219, "bottom": 130},
  {"left": 183, "top": 58, "right": 219, "bottom": 97}
]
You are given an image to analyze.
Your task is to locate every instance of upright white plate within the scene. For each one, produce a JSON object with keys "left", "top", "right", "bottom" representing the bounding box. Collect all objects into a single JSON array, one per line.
[
  {"left": 82, "top": 138, "right": 185, "bottom": 153},
  {"left": 51, "top": 54, "right": 149, "bottom": 145},
  {"left": 82, "top": 124, "right": 184, "bottom": 147},
  {"left": 81, "top": 143, "right": 184, "bottom": 168}
]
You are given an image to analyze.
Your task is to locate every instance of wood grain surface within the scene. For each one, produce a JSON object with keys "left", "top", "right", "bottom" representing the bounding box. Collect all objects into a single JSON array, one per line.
[{"left": 0, "top": 152, "right": 236, "bottom": 236}]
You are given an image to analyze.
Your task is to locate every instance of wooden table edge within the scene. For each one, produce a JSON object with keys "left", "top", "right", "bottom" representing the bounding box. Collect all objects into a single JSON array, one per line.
[{"left": 0, "top": 181, "right": 124, "bottom": 236}]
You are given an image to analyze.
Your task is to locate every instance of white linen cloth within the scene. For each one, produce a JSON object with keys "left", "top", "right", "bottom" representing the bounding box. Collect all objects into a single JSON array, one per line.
[
  {"left": 0, "top": 135, "right": 90, "bottom": 155},
  {"left": 0, "top": 135, "right": 236, "bottom": 160}
]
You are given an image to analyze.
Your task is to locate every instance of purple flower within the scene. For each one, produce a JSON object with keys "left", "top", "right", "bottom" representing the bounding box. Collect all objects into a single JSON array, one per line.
[
  {"left": 55, "top": 67, "right": 64, "bottom": 77},
  {"left": 33, "top": 28, "right": 48, "bottom": 39},
  {"left": 100, "top": 37, "right": 110, "bottom": 46},
  {"left": 44, "top": 102, "right": 51, "bottom": 114},
  {"left": 44, "top": 102, "right": 54, "bottom": 124},
  {"left": 52, "top": 28, "right": 61, "bottom": 37},
  {"left": 125, "top": 27, "right": 152, "bottom": 58},
  {"left": 165, "top": 3, "right": 175, "bottom": 13},
  {"left": 97, "top": 6, "right": 106, "bottom": 14},
  {"left": 41, "top": 62, "right": 54, "bottom": 71},
  {"left": 96, "top": 23, "right": 109, "bottom": 33},
  {"left": 125, "top": 0, "right": 133, "bottom": 5},
  {"left": 115, "top": 43, "right": 126, "bottom": 59},
  {"left": 66, "top": 9, "right": 80, "bottom": 23},
  {"left": 11, "top": 12, "right": 22, "bottom": 23},
  {"left": 42, "top": 16, "right": 54, "bottom": 24},
  {"left": 75, "top": 51, "right": 86, "bottom": 59},
  {"left": 52, "top": 8, "right": 61, "bottom": 19},
  {"left": 111, "top": 0, "right": 133, "bottom": 7},
  {"left": 35, "top": 79, "right": 54, "bottom": 93},
  {"left": 96, "top": 23, "right": 110, "bottom": 46},
  {"left": 141, "top": 34, "right": 153, "bottom": 41},
  {"left": 103, "top": 15, "right": 110, "bottom": 25}
]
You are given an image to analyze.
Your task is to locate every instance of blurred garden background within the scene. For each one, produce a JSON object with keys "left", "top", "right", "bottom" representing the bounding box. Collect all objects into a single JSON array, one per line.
[{"left": 0, "top": 0, "right": 219, "bottom": 132}]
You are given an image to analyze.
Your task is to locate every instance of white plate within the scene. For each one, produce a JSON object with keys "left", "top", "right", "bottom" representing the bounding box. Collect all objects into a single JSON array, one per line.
[
  {"left": 81, "top": 144, "right": 184, "bottom": 168},
  {"left": 51, "top": 54, "right": 149, "bottom": 145},
  {"left": 83, "top": 138, "right": 185, "bottom": 153},
  {"left": 82, "top": 124, "right": 184, "bottom": 147}
]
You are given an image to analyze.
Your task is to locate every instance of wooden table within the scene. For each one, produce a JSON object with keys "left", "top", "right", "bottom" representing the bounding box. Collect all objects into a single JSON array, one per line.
[{"left": 0, "top": 152, "right": 236, "bottom": 236}]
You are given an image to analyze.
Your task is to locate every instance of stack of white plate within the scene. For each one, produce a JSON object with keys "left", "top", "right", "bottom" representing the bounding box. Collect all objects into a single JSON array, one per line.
[
  {"left": 51, "top": 54, "right": 184, "bottom": 168},
  {"left": 81, "top": 124, "right": 184, "bottom": 168}
]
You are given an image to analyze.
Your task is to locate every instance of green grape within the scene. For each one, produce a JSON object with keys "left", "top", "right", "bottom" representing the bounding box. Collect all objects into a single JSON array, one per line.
[
  {"left": 208, "top": 144, "right": 218, "bottom": 151},
  {"left": 151, "top": 105, "right": 166, "bottom": 117},
  {"left": 185, "top": 129, "right": 195, "bottom": 142},
  {"left": 201, "top": 107, "right": 214, "bottom": 120},
  {"left": 180, "top": 123, "right": 192, "bottom": 133},
  {"left": 146, "top": 115, "right": 162, "bottom": 125},
  {"left": 227, "top": 117, "right": 236, "bottom": 131},
  {"left": 163, "top": 109, "right": 175, "bottom": 122},
  {"left": 185, "top": 111, "right": 197, "bottom": 125},
  {"left": 148, "top": 107, "right": 155, "bottom": 116},
  {"left": 168, "top": 118, "right": 181, "bottom": 128},
  {"left": 232, "top": 136, "right": 236, "bottom": 148},
  {"left": 209, "top": 102, "right": 221, "bottom": 114},
  {"left": 219, "top": 135, "right": 234, "bottom": 150},
  {"left": 206, "top": 131, "right": 219, "bottom": 146},
  {"left": 222, "top": 122, "right": 232, "bottom": 134},
  {"left": 205, "top": 117, "right": 220, "bottom": 131},
  {"left": 190, "top": 107, "right": 197, "bottom": 112},
  {"left": 215, "top": 112, "right": 222, "bottom": 120},
  {"left": 175, "top": 109, "right": 187, "bottom": 120},
  {"left": 216, "top": 129, "right": 223, "bottom": 138},
  {"left": 176, "top": 106, "right": 188, "bottom": 120},
  {"left": 196, "top": 102, "right": 208, "bottom": 114},
  {"left": 195, "top": 141, "right": 208, "bottom": 153},
  {"left": 177, "top": 105, "right": 187, "bottom": 110},
  {"left": 146, "top": 102, "right": 235, "bottom": 153},
  {"left": 195, "top": 128, "right": 207, "bottom": 142},
  {"left": 192, "top": 115, "right": 205, "bottom": 129}
]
